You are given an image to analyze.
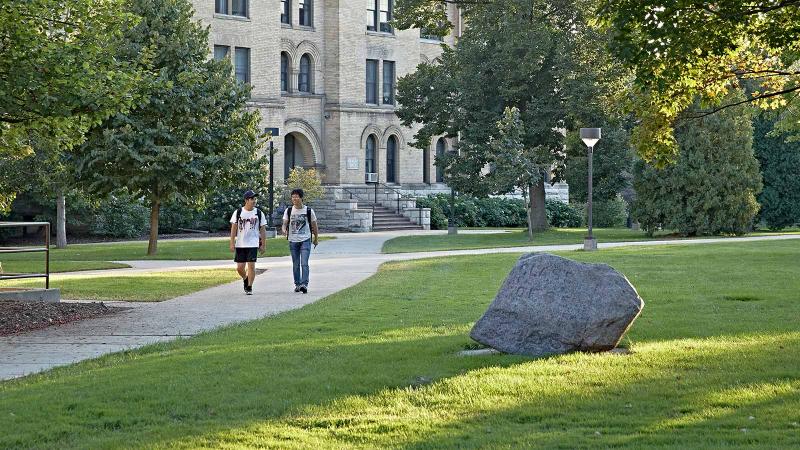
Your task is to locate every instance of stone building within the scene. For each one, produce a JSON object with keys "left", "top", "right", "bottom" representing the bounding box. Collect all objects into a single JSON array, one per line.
[{"left": 193, "top": 0, "right": 567, "bottom": 230}]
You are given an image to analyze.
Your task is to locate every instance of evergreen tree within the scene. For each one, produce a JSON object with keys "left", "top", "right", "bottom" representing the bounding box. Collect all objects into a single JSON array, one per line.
[
  {"left": 632, "top": 95, "right": 762, "bottom": 236},
  {"left": 753, "top": 113, "right": 800, "bottom": 230}
]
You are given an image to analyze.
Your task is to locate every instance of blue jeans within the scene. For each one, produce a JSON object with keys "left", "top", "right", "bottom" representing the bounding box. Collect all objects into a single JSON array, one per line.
[{"left": 289, "top": 239, "right": 312, "bottom": 286}]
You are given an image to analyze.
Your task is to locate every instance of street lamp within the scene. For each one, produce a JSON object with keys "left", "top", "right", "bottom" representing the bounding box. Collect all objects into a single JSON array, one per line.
[
  {"left": 265, "top": 127, "right": 280, "bottom": 238},
  {"left": 580, "top": 127, "right": 601, "bottom": 251},
  {"left": 447, "top": 147, "right": 458, "bottom": 235}
]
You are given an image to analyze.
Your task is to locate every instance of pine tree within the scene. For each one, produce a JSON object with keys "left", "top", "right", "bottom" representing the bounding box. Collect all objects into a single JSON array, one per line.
[
  {"left": 632, "top": 96, "right": 762, "bottom": 236},
  {"left": 753, "top": 113, "right": 800, "bottom": 230}
]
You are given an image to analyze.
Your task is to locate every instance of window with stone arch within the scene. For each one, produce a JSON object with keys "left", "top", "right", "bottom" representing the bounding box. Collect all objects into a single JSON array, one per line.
[
  {"left": 280, "top": 52, "right": 290, "bottom": 92},
  {"left": 298, "top": 54, "right": 312, "bottom": 93},
  {"left": 435, "top": 137, "right": 446, "bottom": 182},
  {"left": 365, "top": 135, "right": 377, "bottom": 176},
  {"left": 386, "top": 135, "right": 398, "bottom": 183}
]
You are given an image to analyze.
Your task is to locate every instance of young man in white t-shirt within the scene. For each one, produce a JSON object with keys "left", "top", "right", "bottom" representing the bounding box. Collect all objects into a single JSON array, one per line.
[
  {"left": 281, "top": 188, "right": 319, "bottom": 293},
  {"left": 230, "top": 190, "right": 267, "bottom": 295}
]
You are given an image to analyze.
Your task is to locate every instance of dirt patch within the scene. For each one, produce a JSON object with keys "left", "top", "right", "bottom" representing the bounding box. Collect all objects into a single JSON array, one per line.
[{"left": 0, "top": 300, "right": 127, "bottom": 336}]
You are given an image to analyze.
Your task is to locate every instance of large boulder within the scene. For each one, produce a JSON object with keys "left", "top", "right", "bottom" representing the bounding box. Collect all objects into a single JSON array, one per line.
[{"left": 470, "top": 253, "right": 643, "bottom": 357}]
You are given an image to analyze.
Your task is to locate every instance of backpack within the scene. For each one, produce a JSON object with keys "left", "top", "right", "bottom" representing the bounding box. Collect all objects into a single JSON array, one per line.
[
  {"left": 285, "top": 206, "right": 314, "bottom": 239},
  {"left": 235, "top": 207, "right": 263, "bottom": 228}
]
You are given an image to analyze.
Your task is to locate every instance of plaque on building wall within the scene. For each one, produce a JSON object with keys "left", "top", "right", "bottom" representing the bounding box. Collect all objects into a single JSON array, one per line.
[{"left": 346, "top": 157, "right": 359, "bottom": 170}]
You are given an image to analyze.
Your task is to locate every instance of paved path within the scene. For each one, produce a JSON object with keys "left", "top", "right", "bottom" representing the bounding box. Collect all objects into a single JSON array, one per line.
[{"left": 2, "top": 232, "right": 798, "bottom": 381}]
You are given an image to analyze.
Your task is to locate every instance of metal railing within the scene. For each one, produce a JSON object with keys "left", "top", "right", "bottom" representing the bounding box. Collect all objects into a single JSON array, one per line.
[{"left": 0, "top": 222, "right": 51, "bottom": 289}]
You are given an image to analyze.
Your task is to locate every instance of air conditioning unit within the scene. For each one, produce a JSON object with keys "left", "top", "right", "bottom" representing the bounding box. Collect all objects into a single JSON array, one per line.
[{"left": 365, "top": 172, "right": 378, "bottom": 183}]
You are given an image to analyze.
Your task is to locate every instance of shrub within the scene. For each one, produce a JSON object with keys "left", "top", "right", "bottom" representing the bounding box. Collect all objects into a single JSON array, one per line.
[
  {"left": 91, "top": 192, "right": 149, "bottom": 238},
  {"left": 546, "top": 199, "right": 583, "bottom": 228},
  {"left": 416, "top": 194, "right": 529, "bottom": 229}
]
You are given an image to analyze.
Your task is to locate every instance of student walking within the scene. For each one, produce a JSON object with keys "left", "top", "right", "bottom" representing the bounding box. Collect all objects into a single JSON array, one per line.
[
  {"left": 282, "top": 188, "right": 319, "bottom": 293},
  {"left": 230, "top": 190, "right": 267, "bottom": 295}
]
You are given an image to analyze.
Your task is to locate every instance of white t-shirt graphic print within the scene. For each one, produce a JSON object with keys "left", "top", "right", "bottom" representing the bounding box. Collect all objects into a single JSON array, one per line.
[
  {"left": 283, "top": 206, "right": 317, "bottom": 243},
  {"left": 230, "top": 208, "right": 266, "bottom": 248}
]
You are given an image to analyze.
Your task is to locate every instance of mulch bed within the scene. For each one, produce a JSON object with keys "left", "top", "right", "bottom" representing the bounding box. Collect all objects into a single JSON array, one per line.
[{"left": 0, "top": 300, "right": 127, "bottom": 336}]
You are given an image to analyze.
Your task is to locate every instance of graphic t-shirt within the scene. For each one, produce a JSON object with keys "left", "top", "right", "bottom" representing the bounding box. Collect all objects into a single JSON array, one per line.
[
  {"left": 283, "top": 205, "right": 317, "bottom": 243},
  {"left": 230, "top": 208, "right": 266, "bottom": 248}
]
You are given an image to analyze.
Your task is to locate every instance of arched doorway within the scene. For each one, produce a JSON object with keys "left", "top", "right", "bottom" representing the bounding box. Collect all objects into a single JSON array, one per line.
[
  {"left": 435, "top": 138, "right": 446, "bottom": 183},
  {"left": 284, "top": 134, "right": 305, "bottom": 178}
]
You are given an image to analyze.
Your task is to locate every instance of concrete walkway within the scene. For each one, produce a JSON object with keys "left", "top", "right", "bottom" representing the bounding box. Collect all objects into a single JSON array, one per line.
[{"left": 2, "top": 232, "right": 798, "bottom": 381}]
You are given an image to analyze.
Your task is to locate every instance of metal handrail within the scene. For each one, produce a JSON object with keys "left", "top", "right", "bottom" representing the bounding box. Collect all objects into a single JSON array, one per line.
[{"left": 0, "top": 222, "right": 51, "bottom": 289}]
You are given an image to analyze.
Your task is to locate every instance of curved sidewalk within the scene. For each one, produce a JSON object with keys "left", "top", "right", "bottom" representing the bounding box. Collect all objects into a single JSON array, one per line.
[{"left": 2, "top": 233, "right": 798, "bottom": 381}]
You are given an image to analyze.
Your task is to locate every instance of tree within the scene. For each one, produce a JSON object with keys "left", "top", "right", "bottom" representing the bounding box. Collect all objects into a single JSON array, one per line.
[
  {"left": 0, "top": 0, "right": 142, "bottom": 156},
  {"left": 0, "top": 0, "right": 143, "bottom": 209},
  {"left": 283, "top": 168, "right": 324, "bottom": 204},
  {"left": 397, "top": 0, "right": 601, "bottom": 235},
  {"left": 596, "top": 0, "right": 800, "bottom": 164},
  {"left": 631, "top": 94, "right": 763, "bottom": 236},
  {"left": 753, "top": 112, "right": 800, "bottom": 229},
  {"left": 73, "top": 0, "right": 263, "bottom": 255}
]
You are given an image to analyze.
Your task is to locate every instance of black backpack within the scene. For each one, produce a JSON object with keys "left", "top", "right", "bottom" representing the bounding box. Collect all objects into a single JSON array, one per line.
[
  {"left": 285, "top": 206, "right": 314, "bottom": 239},
  {"left": 235, "top": 207, "right": 263, "bottom": 228}
]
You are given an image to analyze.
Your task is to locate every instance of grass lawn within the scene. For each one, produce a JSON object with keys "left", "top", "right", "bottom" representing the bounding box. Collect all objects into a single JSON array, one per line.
[
  {"left": 0, "top": 236, "right": 334, "bottom": 274},
  {"left": 1, "top": 240, "right": 799, "bottom": 448},
  {"left": 0, "top": 269, "right": 240, "bottom": 301},
  {"left": 382, "top": 227, "right": 800, "bottom": 253}
]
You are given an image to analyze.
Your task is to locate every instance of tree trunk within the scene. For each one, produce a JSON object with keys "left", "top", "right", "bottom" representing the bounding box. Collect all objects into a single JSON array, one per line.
[
  {"left": 56, "top": 191, "right": 67, "bottom": 249},
  {"left": 524, "top": 184, "right": 534, "bottom": 241},
  {"left": 147, "top": 198, "right": 160, "bottom": 255},
  {"left": 529, "top": 177, "right": 549, "bottom": 232}
]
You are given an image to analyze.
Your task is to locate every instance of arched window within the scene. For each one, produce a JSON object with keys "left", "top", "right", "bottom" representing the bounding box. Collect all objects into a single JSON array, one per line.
[
  {"left": 386, "top": 136, "right": 397, "bottom": 183},
  {"left": 298, "top": 54, "right": 311, "bottom": 93},
  {"left": 280, "top": 53, "right": 289, "bottom": 92},
  {"left": 423, "top": 147, "right": 430, "bottom": 184},
  {"left": 365, "top": 135, "right": 376, "bottom": 177},
  {"left": 435, "top": 138, "right": 446, "bottom": 183}
]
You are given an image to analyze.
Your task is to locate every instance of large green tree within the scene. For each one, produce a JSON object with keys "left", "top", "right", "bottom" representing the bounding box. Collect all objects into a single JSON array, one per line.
[
  {"left": 632, "top": 95, "right": 763, "bottom": 236},
  {"left": 596, "top": 0, "right": 800, "bottom": 164},
  {"left": 396, "top": 0, "right": 607, "bottom": 234},
  {"left": 0, "top": 0, "right": 142, "bottom": 210},
  {"left": 753, "top": 112, "right": 800, "bottom": 230},
  {"left": 73, "top": 0, "right": 263, "bottom": 255}
]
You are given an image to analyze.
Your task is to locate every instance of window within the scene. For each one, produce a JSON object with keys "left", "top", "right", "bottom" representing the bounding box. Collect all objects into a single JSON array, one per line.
[
  {"left": 281, "top": 0, "right": 291, "bottom": 24},
  {"left": 420, "top": 2, "right": 445, "bottom": 40},
  {"left": 234, "top": 47, "right": 250, "bottom": 84},
  {"left": 386, "top": 136, "right": 397, "bottom": 183},
  {"left": 280, "top": 52, "right": 289, "bottom": 92},
  {"left": 366, "top": 135, "right": 376, "bottom": 175},
  {"left": 366, "top": 59, "right": 378, "bottom": 104},
  {"left": 423, "top": 148, "right": 430, "bottom": 184},
  {"left": 435, "top": 138, "right": 445, "bottom": 182},
  {"left": 216, "top": 0, "right": 247, "bottom": 17},
  {"left": 367, "top": 0, "right": 392, "bottom": 32},
  {"left": 298, "top": 54, "right": 311, "bottom": 92},
  {"left": 382, "top": 60, "right": 395, "bottom": 105},
  {"left": 215, "top": 0, "right": 227, "bottom": 15},
  {"left": 231, "top": 0, "right": 247, "bottom": 16},
  {"left": 299, "top": 0, "right": 312, "bottom": 26},
  {"left": 213, "top": 45, "right": 229, "bottom": 60},
  {"left": 367, "top": 0, "right": 376, "bottom": 31},
  {"left": 379, "top": 0, "right": 392, "bottom": 32}
]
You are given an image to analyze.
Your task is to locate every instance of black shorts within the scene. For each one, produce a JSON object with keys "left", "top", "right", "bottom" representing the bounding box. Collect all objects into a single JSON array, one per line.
[{"left": 234, "top": 247, "right": 258, "bottom": 263}]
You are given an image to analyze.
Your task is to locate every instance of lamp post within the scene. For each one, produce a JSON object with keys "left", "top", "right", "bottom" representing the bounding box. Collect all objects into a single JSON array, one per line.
[
  {"left": 447, "top": 148, "right": 458, "bottom": 235},
  {"left": 580, "top": 127, "right": 601, "bottom": 251},
  {"left": 265, "top": 127, "right": 280, "bottom": 238}
]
